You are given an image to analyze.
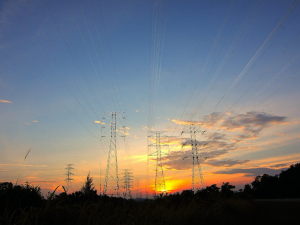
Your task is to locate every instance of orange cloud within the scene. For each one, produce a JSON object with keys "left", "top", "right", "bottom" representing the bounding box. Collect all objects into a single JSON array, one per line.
[
  {"left": 0, "top": 99, "right": 12, "bottom": 103},
  {"left": 32, "top": 120, "right": 38, "bottom": 123},
  {"left": 251, "top": 153, "right": 300, "bottom": 168},
  {"left": 172, "top": 119, "right": 203, "bottom": 126},
  {"left": 94, "top": 121, "right": 105, "bottom": 125},
  {"left": 275, "top": 132, "right": 288, "bottom": 136}
]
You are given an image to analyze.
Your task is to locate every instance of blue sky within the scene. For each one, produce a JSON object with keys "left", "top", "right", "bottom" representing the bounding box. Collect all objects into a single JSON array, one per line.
[{"left": 1, "top": 0, "right": 300, "bottom": 195}]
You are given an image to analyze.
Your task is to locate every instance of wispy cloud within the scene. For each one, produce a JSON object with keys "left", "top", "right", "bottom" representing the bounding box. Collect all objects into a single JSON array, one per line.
[
  {"left": 0, "top": 99, "right": 12, "bottom": 103},
  {"left": 119, "top": 126, "right": 130, "bottom": 136},
  {"left": 221, "top": 111, "right": 288, "bottom": 142},
  {"left": 32, "top": 120, "right": 38, "bottom": 123},
  {"left": 212, "top": 167, "right": 288, "bottom": 177},
  {"left": 94, "top": 120, "right": 105, "bottom": 125},
  {"left": 161, "top": 139, "right": 237, "bottom": 170},
  {"left": 205, "top": 159, "right": 250, "bottom": 167},
  {"left": 130, "top": 154, "right": 148, "bottom": 163},
  {"left": 172, "top": 119, "right": 203, "bottom": 126}
]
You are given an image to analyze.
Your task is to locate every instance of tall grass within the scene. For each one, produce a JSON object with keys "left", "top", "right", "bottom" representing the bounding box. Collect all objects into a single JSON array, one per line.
[
  {"left": 2, "top": 195, "right": 256, "bottom": 225},
  {"left": 16, "top": 148, "right": 31, "bottom": 185}
]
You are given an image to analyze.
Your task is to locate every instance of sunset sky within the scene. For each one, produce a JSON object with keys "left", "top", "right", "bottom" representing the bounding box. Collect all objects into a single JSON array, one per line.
[{"left": 1, "top": 0, "right": 300, "bottom": 197}]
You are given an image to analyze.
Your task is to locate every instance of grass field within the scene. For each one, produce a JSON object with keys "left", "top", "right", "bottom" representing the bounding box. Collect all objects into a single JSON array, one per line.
[{"left": 2, "top": 196, "right": 300, "bottom": 225}]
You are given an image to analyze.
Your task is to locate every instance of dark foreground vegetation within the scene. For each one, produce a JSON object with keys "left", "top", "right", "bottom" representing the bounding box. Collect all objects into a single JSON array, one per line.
[{"left": 1, "top": 163, "right": 300, "bottom": 225}]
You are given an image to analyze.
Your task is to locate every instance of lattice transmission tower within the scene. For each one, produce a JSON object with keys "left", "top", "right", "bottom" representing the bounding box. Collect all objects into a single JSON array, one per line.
[
  {"left": 64, "top": 164, "right": 74, "bottom": 193},
  {"left": 136, "top": 178, "right": 141, "bottom": 198},
  {"left": 182, "top": 124, "right": 205, "bottom": 192},
  {"left": 148, "top": 131, "right": 168, "bottom": 195},
  {"left": 120, "top": 169, "right": 133, "bottom": 199},
  {"left": 103, "top": 112, "right": 124, "bottom": 197}
]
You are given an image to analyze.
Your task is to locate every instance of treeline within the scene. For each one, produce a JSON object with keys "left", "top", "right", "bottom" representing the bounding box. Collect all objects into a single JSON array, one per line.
[
  {"left": 250, "top": 163, "right": 300, "bottom": 198},
  {"left": 0, "top": 163, "right": 299, "bottom": 224}
]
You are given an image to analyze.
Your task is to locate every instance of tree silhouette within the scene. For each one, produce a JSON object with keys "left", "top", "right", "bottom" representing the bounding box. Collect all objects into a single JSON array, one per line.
[
  {"left": 81, "top": 172, "right": 97, "bottom": 198},
  {"left": 206, "top": 184, "right": 220, "bottom": 193},
  {"left": 221, "top": 182, "right": 235, "bottom": 197},
  {"left": 279, "top": 163, "right": 300, "bottom": 198}
]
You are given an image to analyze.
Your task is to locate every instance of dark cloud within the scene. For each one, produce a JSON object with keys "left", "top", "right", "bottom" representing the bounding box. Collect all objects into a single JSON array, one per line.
[
  {"left": 270, "top": 163, "right": 288, "bottom": 168},
  {"left": 161, "top": 140, "right": 237, "bottom": 170},
  {"left": 207, "top": 132, "right": 227, "bottom": 141},
  {"left": 205, "top": 159, "right": 250, "bottom": 167},
  {"left": 221, "top": 111, "right": 287, "bottom": 142},
  {"left": 201, "top": 112, "right": 223, "bottom": 128},
  {"left": 222, "top": 111, "right": 287, "bottom": 129},
  {"left": 181, "top": 140, "right": 235, "bottom": 150},
  {"left": 212, "top": 167, "right": 289, "bottom": 177},
  {"left": 164, "top": 111, "right": 288, "bottom": 170}
]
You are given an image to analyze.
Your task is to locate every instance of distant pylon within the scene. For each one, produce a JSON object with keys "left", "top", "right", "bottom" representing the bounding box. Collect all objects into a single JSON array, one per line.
[
  {"left": 182, "top": 124, "right": 205, "bottom": 192},
  {"left": 121, "top": 169, "right": 133, "bottom": 199},
  {"left": 100, "top": 163, "right": 102, "bottom": 196},
  {"left": 148, "top": 131, "right": 168, "bottom": 195},
  {"left": 136, "top": 178, "right": 140, "bottom": 198},
  {"left": 103, "top": 112, "right": 124, "bottom": 197},
  {"left": 64, "top": 164, "right": 74, "bottom": 192}
]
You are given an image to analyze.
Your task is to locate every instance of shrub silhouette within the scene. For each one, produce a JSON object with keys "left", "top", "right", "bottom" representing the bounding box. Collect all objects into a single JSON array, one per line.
[
  {"left": 0, "top": 182, "right": 43, "bottom": 214},
  {"left": 221, "top": 182, "right": 235, "bottom": 198}
]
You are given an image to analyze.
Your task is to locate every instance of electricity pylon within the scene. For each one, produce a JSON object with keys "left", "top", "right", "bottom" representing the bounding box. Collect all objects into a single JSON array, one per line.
[
  {"left": 182, "top": 123, "right": 205, "bottom": 192},
  {"left": 136, "top": 178, "right": 141, "bottom": 198},
  {"left": 64, "top": 164, "right": 74, "bottom": 193},
  {"left": 103, "top": 112, "right": 124, "bottom": 197},
  {"left": 148, "top": 131, "right": 168, "bottom": 195},
  {"left": 121, "top": 169, "right": 133, "bottom": 199}
]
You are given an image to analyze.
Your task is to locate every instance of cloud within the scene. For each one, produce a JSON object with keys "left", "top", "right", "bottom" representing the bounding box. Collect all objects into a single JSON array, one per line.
[
  {"left": 160, "top": 111, "right": 288, "bottom": 171},
  {"left": 149, "top": 136, "right": 182, "bottom": 146},
  {"left": 207, "top": 132, "right": 226, "bottom": 141},
  {"left": 205, "top": 159, "right": 250, "bottom": 167},
  {"left": 270, "top": 163, "right": 288, "bottom": 168},
  {"left": 94, "top": 121, "right": 105, "bottom": 125},
  {"left": 161, "top": 140, "right": 237, "bottom": 170},
  {"left": 172, "top": 119, "right": 203, "bottom": 126},
  {"left": 165, "top": 128, "right": 177, "bottom": 131},
  {"left": 32, "top": 120, "right": 38, "bottom": 123},
  {"left": 222, "top": 111, "right": 287, "bottom": 130},
  {"left": 219, "top": 111, "right": 288, "bottom": 142},
  {"left": 130, "top": 154, "right": 148, "bottom": 163},
  {"left": 212, "top": 167, "right": 289, "bottom": 177},
  {"left": 0, "top": 99, "right": 12, "bottom": 103},
  {"left": 119, "top": 127, "right": 130, "bottom": 136},
  {"left": 172, "top": 113, "right": 223, "bottom": 128},
  {"left": 201, "top": 112, "right": 224, "bottom": 129},
  {"left": 275, "top": 132, "right": 288, "bottom": 136}
]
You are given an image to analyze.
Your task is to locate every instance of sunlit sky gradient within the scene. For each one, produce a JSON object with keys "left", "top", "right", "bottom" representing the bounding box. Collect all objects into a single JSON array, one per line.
[{"left": 1, "top": 0, "right": 300, "bottom": 196}]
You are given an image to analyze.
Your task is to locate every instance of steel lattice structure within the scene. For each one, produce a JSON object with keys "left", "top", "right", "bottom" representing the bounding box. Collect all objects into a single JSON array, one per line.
[
  {"left": 182, "top": 124, "right": 205, "bottom": 192},
  {"left": 121, "top": 169, "right": 133, "bottom": 199},
  {"left": 64, "top": 164, "right": 74, "bottom": 193},
  {"left": 148, "top": 131, "right": 168, "bottom": 195},
  {"left": 103, "top": 112, "right": 124, "bottom": 197}
]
